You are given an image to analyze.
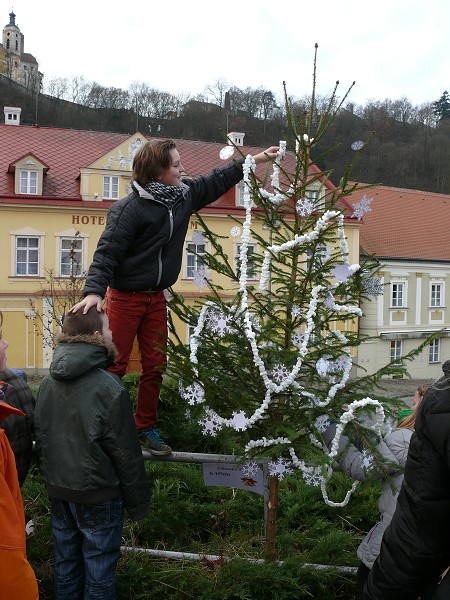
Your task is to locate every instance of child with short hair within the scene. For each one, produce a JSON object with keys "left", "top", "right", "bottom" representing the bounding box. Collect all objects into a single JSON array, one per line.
[{"left": 34, "top": 307, "right": 150, "bottom": 599}]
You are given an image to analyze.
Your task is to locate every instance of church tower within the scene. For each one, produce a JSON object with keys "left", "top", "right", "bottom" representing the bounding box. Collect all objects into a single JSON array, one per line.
[
  {"left": 3, "top": 11, "right": 23, "bottom": 55},
  {"left": 0, "top": 11, "right": 40, "bottom": 88}
]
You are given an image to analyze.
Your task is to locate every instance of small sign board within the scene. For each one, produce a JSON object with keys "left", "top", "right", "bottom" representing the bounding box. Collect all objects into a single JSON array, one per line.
[{"left": 203, "top": 462, "right": 265, "bottom": 495}]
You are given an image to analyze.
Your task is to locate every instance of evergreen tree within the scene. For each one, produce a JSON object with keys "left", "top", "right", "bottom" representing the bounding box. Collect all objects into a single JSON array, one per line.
[
  {"left": 163, "top": 47, "right": 428, "bottom": 555},
  {"left": 432, "top": 90, "right": 450, "bottom": 120}
]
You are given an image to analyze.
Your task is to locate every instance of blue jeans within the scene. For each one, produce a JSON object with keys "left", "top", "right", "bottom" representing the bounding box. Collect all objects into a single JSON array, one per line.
[{"left": 50, "top": 497, "right": 124, "bottom": 600}]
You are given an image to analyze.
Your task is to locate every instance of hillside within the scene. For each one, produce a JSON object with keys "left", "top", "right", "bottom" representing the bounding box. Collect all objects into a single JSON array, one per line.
[{"left": 1, "top": 74, "right": 449, "bottom": 193}]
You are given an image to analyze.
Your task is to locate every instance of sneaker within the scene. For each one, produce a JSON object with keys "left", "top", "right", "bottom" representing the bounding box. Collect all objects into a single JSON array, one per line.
[{"left": 139, "top": 428, "right": 172, "bottom": 456}]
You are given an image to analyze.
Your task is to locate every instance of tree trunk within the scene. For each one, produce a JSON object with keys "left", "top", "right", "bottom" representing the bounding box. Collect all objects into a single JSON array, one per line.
[{"left": 265, "top": 475, "right": 279, "bottom": 561}]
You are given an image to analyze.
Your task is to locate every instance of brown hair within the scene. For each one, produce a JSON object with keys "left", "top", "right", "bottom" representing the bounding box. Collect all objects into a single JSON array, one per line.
[
  {"left": 397, "top": 385, "right": 428, "bottom": 430},
  {"left": 132, "top": 139, "right": 177, "bottom": 186},
  {"left": 62, "top": 307, "right": 105, "bottom": 336}
]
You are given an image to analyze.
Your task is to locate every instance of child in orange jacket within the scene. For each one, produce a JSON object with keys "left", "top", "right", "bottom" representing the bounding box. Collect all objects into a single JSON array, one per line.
[{"left": 0, "top": 392, "right": 38, "bottom": 599}]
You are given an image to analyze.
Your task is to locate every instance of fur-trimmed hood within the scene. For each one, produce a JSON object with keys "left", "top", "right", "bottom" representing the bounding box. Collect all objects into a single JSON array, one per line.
[{"left": 49, "top": 334, "right": 118, "bottom": 381}]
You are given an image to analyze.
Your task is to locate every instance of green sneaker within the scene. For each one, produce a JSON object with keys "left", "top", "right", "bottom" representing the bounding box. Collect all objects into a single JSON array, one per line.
[{"left": 139, "top": 428, "right": 172, "bottom": 456}]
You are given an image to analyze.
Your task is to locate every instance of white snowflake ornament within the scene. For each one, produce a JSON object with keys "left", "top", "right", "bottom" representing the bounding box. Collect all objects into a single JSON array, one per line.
[
  {"left": 241, "top": 461, "right": 260, "bottom": 477},
  {"left": 268, "top": 458, "right": 294, "bottom": 481},
  {"left": 181, "top": 382, "right": 205, "bottom": 405},
  {"left": 192, "top": 230, "right": 205, "bottom": 244},
  {"left": 363, "top": 275, "right": 384, "bottom": 297},
  {"left": 207, "top": 310, "right": 233, "bottom": 337},
  {"left": 271, "top": 363, "right": 290, "bottom": 383},
  {"left": 352, "top": 194, "right": 373, "bottom": 221},
  {"left": 314, "top": 415, "right": 331, "bottom": 433},
  {"left": 193, "top": 267, "right": 209, "bottom": 292},
  {"left": 331, "top": 263, "right": 352, "bottom": 283},
  {"left": 230, "top": 411, "right": 249, "bottom": 432},
  {"left": 302, "top": 466, "right": 325, "bottom": 487},
  {"left": 296, "top": 197, "right": 315, "bottom": 217}
]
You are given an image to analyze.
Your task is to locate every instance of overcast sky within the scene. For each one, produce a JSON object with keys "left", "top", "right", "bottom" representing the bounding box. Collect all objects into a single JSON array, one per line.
[{"left": 9, "top": 0, "right": 449, "bottom": 107}]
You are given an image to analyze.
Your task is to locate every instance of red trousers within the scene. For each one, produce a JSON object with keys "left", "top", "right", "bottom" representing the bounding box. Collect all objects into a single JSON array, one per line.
[{"left": 106, "top": 288, "right": 167, "bottom": 431}]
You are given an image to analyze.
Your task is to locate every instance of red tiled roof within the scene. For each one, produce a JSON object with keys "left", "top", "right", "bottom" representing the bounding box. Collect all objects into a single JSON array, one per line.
[
  {"left": 0, "top": 123, "right": 353, "bottom": 214},
  {"left": 0, "top": 125, "right": 132, "bottom": 198},
  {"left": 348, "top": 185, "right": 450, "bottom": 261}
]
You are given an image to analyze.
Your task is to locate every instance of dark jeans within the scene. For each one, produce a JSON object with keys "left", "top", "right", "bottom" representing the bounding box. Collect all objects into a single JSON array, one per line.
[
  {"left": 50, "top": 497, "right": 124, "bottom": 600},
  {"left": 106, "top": 288, "right": 167, "bottom": 431}
]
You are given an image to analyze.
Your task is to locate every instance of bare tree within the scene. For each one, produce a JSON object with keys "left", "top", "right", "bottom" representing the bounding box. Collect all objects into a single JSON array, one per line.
[
  {"left": 204, "top": 78, "right": 230, "bottom": 108},
  {"left": 44, "top": 76, "right": 70, "bottom": 100},
  {"left": 32, "top": 237, "right": 86, "bottom": 350}
]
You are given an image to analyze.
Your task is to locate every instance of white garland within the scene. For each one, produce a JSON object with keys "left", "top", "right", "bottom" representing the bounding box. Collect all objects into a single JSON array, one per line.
[{"left": 180, "top": 144, "right": 385, "bottom": 503}]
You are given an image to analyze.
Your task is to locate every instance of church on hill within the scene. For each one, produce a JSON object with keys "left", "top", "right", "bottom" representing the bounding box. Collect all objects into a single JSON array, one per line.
[{"left": 0, "top": 10, "right": 41, "bottom": 90}]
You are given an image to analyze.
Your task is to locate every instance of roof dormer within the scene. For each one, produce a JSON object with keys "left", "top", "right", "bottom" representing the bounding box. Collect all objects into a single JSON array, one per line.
[{"left": 8, "top": 153, "right": 49, "bottom": 196}]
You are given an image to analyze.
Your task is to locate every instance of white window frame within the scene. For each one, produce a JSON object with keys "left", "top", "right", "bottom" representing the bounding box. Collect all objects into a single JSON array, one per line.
[
  {"left": 186, "top": 241, "right": 206, "bottom": 279},
  {"left": 390, "top": 339, "right": 403, "bottom": 363},
  {"left": 430, "top": 282, "right": 444, "bottom": 307},
  {"left": 20, "top": 169, "right": 37, "bottom": 194},
  {"left": 429, "top": 338, "right": 440, "bottom": 363},
  {"left": 102, "top": 175, "right": 119, "bottom": 200},
  {"left": 60, "top": 237, "right": 84, "bottom": 277},
  {"left": 236, "top": 243, "right": 257, "bottom": 279},
  {"left": 391, "top": 282, "right": 405, "bottom": 308},
  {"left": 15, "top": 236, "right": 40, "bottom": 276}
]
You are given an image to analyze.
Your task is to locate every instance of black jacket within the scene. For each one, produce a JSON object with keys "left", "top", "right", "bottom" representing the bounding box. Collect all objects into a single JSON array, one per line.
[
  {"left": 34, "top": 334, "right": 150, "bottom": 521},
  {"left": 83, "top": 158, "right": 244, "bottom": 297},
  {"left": 0, "top": 369, "right": 35, "bottom": 487},
  {"left": 364, "top": 370, "right": 450, "bottom": 600}
]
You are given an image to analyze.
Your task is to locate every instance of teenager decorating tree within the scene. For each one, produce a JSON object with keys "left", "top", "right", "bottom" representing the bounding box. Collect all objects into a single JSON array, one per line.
[{"left": 72, "top": 139, "right": 279, "bottom": 455}]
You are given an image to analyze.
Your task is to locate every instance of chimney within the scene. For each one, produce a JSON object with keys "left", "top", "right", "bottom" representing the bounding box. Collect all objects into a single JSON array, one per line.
[
  {"left": 227, "top": 132, "right": 245, "bottom": 147},
  {"left": 4, "top": 106, "right": 22, "bottom": 125}
]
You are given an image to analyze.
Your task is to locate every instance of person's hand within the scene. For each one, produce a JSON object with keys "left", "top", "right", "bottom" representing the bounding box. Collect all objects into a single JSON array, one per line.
[
  {"left": 71, "top": 294, "right": 102, "bottom": 314},
  {"left": 253, "top": 146, "right": 281, "bottom": 164},
  {"left": 413, "top": 385, "right": 427, "bottom": 406}
]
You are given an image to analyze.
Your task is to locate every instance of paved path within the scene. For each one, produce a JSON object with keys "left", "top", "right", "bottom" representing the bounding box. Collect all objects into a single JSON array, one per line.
[{"left": 373, "top": 378, "right": 435, "bottom": 403}]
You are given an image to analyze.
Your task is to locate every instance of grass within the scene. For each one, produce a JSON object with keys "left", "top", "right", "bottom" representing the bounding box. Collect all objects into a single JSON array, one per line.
[
  {"left": 23, "top": 456, "right": 380, "bottom": 599},
  {"left": 25, "top": 373, "right": 380, "bottom": 599}
]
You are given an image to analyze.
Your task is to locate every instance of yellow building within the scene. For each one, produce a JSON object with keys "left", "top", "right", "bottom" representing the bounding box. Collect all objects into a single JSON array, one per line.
[{"left": 0, "top": 111, "right": 361, "bottom": 373}]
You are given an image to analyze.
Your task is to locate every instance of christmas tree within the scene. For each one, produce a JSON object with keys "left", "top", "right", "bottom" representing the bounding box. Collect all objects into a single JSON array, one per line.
[{"left": 164, "top": 46, "right": 425, "bottom": 558}]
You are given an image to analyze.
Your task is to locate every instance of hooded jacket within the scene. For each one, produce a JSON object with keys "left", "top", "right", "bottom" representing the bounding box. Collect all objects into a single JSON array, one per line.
[
  {"left": 364, "top": 364, "right": 450, "bottom": 600},
  {"left": 323, "top": 424, "right": 412, "bottom": 569},
  {"left": 83, "top": 158, "right": 245, "bottom": 298},
  {"left": 34, "top": 334, "right": 150, "bottom": 521}
]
